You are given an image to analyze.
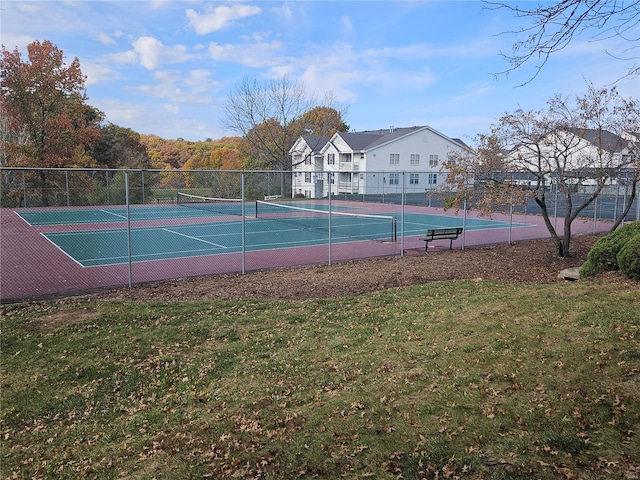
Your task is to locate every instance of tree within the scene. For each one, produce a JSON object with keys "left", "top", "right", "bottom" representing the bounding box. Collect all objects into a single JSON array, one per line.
[
  {"left": 486, "top": 0, "right": 640, "bottom": 83},
  {"left": 1, "top": 40, "right": 103, "bottom": 205},
  {"left": 443, "top": 86, "right": 639, "bottom": 257},
  {"left": 223, "top": 76, "right": 348, "bottom": 194},
  {"left": 296, "top": 106, "right": 350, "bottom": 138},
  {"left": 1, "top": 40, "right": 103, "bottom": 168},
  {"left": 93, "top": 123, "right": 150, "bottom": 169}
]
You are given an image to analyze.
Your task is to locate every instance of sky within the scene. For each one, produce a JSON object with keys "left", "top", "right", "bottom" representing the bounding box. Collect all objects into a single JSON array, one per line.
[{"left": 2, "top": 1, "right": 638, "bottom": 143}]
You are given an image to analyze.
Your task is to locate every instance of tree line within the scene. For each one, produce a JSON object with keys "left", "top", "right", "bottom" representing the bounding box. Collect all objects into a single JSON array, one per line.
[{"left": 1, "top": 40, "right": 349, "bottom": 174}]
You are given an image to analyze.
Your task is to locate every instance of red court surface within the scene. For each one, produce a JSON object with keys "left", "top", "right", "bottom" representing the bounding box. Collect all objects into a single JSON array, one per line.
[{"left": 0, "top": 202, "right": 612, "bottom": 303}]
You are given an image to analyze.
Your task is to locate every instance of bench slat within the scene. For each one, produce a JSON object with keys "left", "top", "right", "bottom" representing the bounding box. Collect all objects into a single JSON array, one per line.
[{"left": 419, "top": 227, "right": 463, "bottom": 252}]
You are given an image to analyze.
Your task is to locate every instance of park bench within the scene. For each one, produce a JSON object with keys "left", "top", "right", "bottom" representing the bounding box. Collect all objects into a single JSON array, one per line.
[{"left": 419, "top": 227, "right": 463, "bottom": 252}]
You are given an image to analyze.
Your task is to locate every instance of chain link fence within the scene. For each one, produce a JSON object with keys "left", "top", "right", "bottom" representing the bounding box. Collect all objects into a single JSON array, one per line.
[{"left": 1, "top": 167, "right": 636, "bottom": 302}]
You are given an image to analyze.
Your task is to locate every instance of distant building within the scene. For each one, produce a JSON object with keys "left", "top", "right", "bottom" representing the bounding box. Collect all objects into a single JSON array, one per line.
[
  {"left": 290, "top": 125, "right": 471, "bottom": 198},
  {"left": 507, "top": 128, "right": 637, "bottom": 193}
]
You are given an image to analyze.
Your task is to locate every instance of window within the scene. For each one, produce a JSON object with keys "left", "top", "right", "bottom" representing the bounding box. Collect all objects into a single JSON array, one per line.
[
  {"left": 390, "top": 153, "right": 399, "bottom": 165},
  {"left": 389, "top": 173, "right": 399, "bottom": 185},
  {"left": 305, "top": 172, "right": 312, "bottom": 183},
  {"left": 327, "top": 153, "right": 335, "bottom": 165},
  {"left": 429, "top": 154, "right": 439, "bottom": 167},
  {"left": 304, "top": 156, "right": 311, "bottom": 165},
  {"left": 428, "top": 173, "right": 438, "bottom": 185},
  {"left": 409, "top": 173, "right": 419, "bottom": 185},
  {"left": 410, "top": 154, "right": 420, "bottom": 166}
]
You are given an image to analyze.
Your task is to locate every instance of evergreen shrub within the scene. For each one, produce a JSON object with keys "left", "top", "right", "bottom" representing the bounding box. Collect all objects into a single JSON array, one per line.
[
  {"left": 579, "top": 222, "right": 640, "bottom": 277},
  {"left": 617, "top": 233, "right": 640, "bottom": 280}
]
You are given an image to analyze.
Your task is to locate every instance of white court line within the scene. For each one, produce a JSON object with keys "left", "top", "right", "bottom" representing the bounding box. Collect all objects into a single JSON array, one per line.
[
  {"left": 40, "top": 233, "right": 85, "bottom": 267},
  {"left": 99, "top": 209, "right": 127, "bottom": 219},
  {"left": 162, "top": 228, "right": 228, "bottom": 248}
]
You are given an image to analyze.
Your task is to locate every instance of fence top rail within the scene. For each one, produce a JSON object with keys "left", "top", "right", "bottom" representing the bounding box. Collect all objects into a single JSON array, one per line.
[{"left": 0, "top": 167, "right": 304, "bottom": 174}]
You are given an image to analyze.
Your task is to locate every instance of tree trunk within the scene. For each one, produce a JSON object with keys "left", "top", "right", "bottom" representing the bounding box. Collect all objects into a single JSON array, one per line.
[{"left": 534, "top": 193, "right": 566, "bottom": 257}]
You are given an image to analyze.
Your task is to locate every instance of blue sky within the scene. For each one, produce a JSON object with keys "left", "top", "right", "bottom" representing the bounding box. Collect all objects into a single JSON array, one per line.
[{"left": 2, "top": 1, "right": 638, "bottom": 142}]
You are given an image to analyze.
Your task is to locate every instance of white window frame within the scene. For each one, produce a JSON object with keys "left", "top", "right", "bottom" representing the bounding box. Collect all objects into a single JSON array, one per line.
[
  {"left": 428, "top": 173, "right": 438, "bottom": 185},
  {"left": 429, "top": 154, "right": 439, "bottom": 167},
  {"left": 389, "top": 173, "right": 399, "bottom": 185},
  {"left": 410, "top": 154, "right": 420, "bottom": 166},
  {"left": 327, "top": 153, "right": 335, "bottom": 165},
  {"left": 409, "top": 173, "right": 419, "bottom": 185},
  {"left": 390, "top": 153, "right": 399, "bottom": 165},
  {"left": 305, "top": 172, "right": 312, "bottom": 183}
]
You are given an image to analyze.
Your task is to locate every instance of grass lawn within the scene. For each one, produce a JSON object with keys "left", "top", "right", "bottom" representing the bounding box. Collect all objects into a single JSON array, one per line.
[{"left": 1, "top": 279, "right": 639, "bottom": 479}]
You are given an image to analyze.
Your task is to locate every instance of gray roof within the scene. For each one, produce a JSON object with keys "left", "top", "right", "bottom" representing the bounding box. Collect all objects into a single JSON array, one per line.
[
  {"left": 333, "top": 126, "right": 471, "bottom": 152},
  {"left": 567, "top": 128, "right": 626, "bottom": 153},
  {"left": 301, "top": 135, "right": 331, "bottom": 154},
  {"left": 337, "top": 126, "right": 427, "bottom": 151}
]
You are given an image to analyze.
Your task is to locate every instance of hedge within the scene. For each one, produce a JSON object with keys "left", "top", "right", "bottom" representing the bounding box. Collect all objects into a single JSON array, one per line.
[
  {"left": 580, "top": 222, "right": 640, "bottom": 278},
  {"left": 617, "top": 233, "right": 640, "bottom": 280}
]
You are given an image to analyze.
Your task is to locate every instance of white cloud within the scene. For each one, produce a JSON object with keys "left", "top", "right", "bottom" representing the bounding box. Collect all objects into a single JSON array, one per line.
[
  {"left": 164, "top": 104, "right": 179, "bottom": 114},
  {"left": 341, "top": 16, "right": 355, "bottom": 36},
  {"left": 82, "top": 62, "right": 119, "bottom": 86},
  {"left": 452, "top": 86, "right": 497, "bottom": 102},
  {"left": 15, "top": 3, "right": 38, "bottom": 13},
  {"left": 208, "top": 40, "right": 283, "bottom": 67},
  {"left": 105, "top": 37, "right": 196, "bottom": 70},
  {"left": 0, "top": 33, "right": 35, "bottom": 53},
  {"left": 186, "top": 4, "right": 262, "bottom": 35},
  {"left": 133, "top": 36, "right": 193, "bottom": 70},
  {"left": 91, "top": 98, "right": 214, "bottom": 139},
  {"left": 129, "top": 69, "right": 215, "bottom": 105},
  {"left": 106, "top": 50, "right": 138, "bottom": 65},
  {"left": 93, "top": 98, "right": 143, "bottom": 125},
  {"left": 96, "top": 31, "right": 117, "bottom": 46}
]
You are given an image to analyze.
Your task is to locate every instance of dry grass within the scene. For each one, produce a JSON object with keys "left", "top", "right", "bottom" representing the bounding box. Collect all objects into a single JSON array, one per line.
[{"left": 2, "top": 275, "right": 639, "bottom": 479}]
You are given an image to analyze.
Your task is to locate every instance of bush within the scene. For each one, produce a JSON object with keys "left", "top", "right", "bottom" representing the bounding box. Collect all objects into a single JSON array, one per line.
[
  {"left": 580, "top": 222, "right": 640, "bottom": 277},
  {"left": 617, "top": 233, "right": 640, "bottom": 280}
]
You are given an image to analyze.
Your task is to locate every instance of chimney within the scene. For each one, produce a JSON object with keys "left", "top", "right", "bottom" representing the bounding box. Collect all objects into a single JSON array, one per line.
[{"left": 389, "top": 125, "right": 395, "bottom": 133}]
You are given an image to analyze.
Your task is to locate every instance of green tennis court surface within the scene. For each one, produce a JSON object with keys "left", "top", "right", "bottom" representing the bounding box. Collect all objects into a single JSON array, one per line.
[
  {"left": 16, "top": 204, "right": 231, "bottom": 225},
  {"left": 20, "top": 205, "right": 529, "bottom": 267}
]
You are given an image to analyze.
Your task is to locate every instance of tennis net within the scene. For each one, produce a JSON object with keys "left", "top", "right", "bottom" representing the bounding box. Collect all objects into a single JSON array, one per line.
[
  {"left": 177, "top": 192, "right": 243, "bottom": 216},
  {"left": 255, "top": 200, "right": 397, "bottom": 242}
]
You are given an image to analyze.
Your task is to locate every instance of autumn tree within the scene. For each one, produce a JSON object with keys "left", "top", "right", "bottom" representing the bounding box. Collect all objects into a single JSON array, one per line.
[
  {"left": 296, "top": 106, "right": 349, "bottom": 138},
  {"left": 93, "top": 124, "right": 150, "bottom": 169},
  {"left": 223, "top": 76, "right": 347, "bottom": 194},
  {"left": 181, "top": 141, "right": 244, "bottom": 195},
  {"left": 485, "top": 0, "right": 640, "bottom": 83},
  {"left": 1, "top": 40, "right": 103, "bottom": 205},
  {"left": 443, "top": 86, "right": 639, "bottom": 257},
  {"left": 1, "top": 40, "right": 102, "bottom": 167}
]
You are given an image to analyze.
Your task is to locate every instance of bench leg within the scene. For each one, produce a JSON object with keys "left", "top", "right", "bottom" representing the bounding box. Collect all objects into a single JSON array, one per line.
[{"left": 449, "top": 238, "right": 454, "bottom": 250}]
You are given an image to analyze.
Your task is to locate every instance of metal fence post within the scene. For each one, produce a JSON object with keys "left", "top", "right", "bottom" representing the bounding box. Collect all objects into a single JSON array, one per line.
[
  {"left": 21, "top": 170, "right": 26, "bottom": 207},
  {"left": 125, "top": 171, "right": 133, "bottom": 288},
  {"left": 65, "top": 170, "right": 70, "bottom": 206},
  {"left": 241, "top": 172, "right": 246, "bottom": 275},
  {"left": 401, "top": 172, "right": 405, "bottom": 256},
  {"left": 328, "top": 172, "right": 332, "bottom": 266}
]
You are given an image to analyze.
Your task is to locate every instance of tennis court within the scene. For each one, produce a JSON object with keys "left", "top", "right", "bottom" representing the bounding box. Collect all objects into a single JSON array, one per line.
[
  {"left": 13, "top": 201, "right": 526, "bottom": 268},
  {"left": 11, "top": 196, "right": 596, "bottom": 303}
]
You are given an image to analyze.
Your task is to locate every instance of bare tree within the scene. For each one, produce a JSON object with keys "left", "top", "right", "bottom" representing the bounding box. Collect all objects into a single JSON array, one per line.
[
  {"left": 485, "top": 0, "right": 640, "bottom": 83},
  {"left": 224, "top": 76, "right": 310, "bottom": 172},
  {"left": 223, "top": 76, "right": 348, "bottom": 195},
  {"left": 443, "top": 86, "right": 639, "bottom": 257}
]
